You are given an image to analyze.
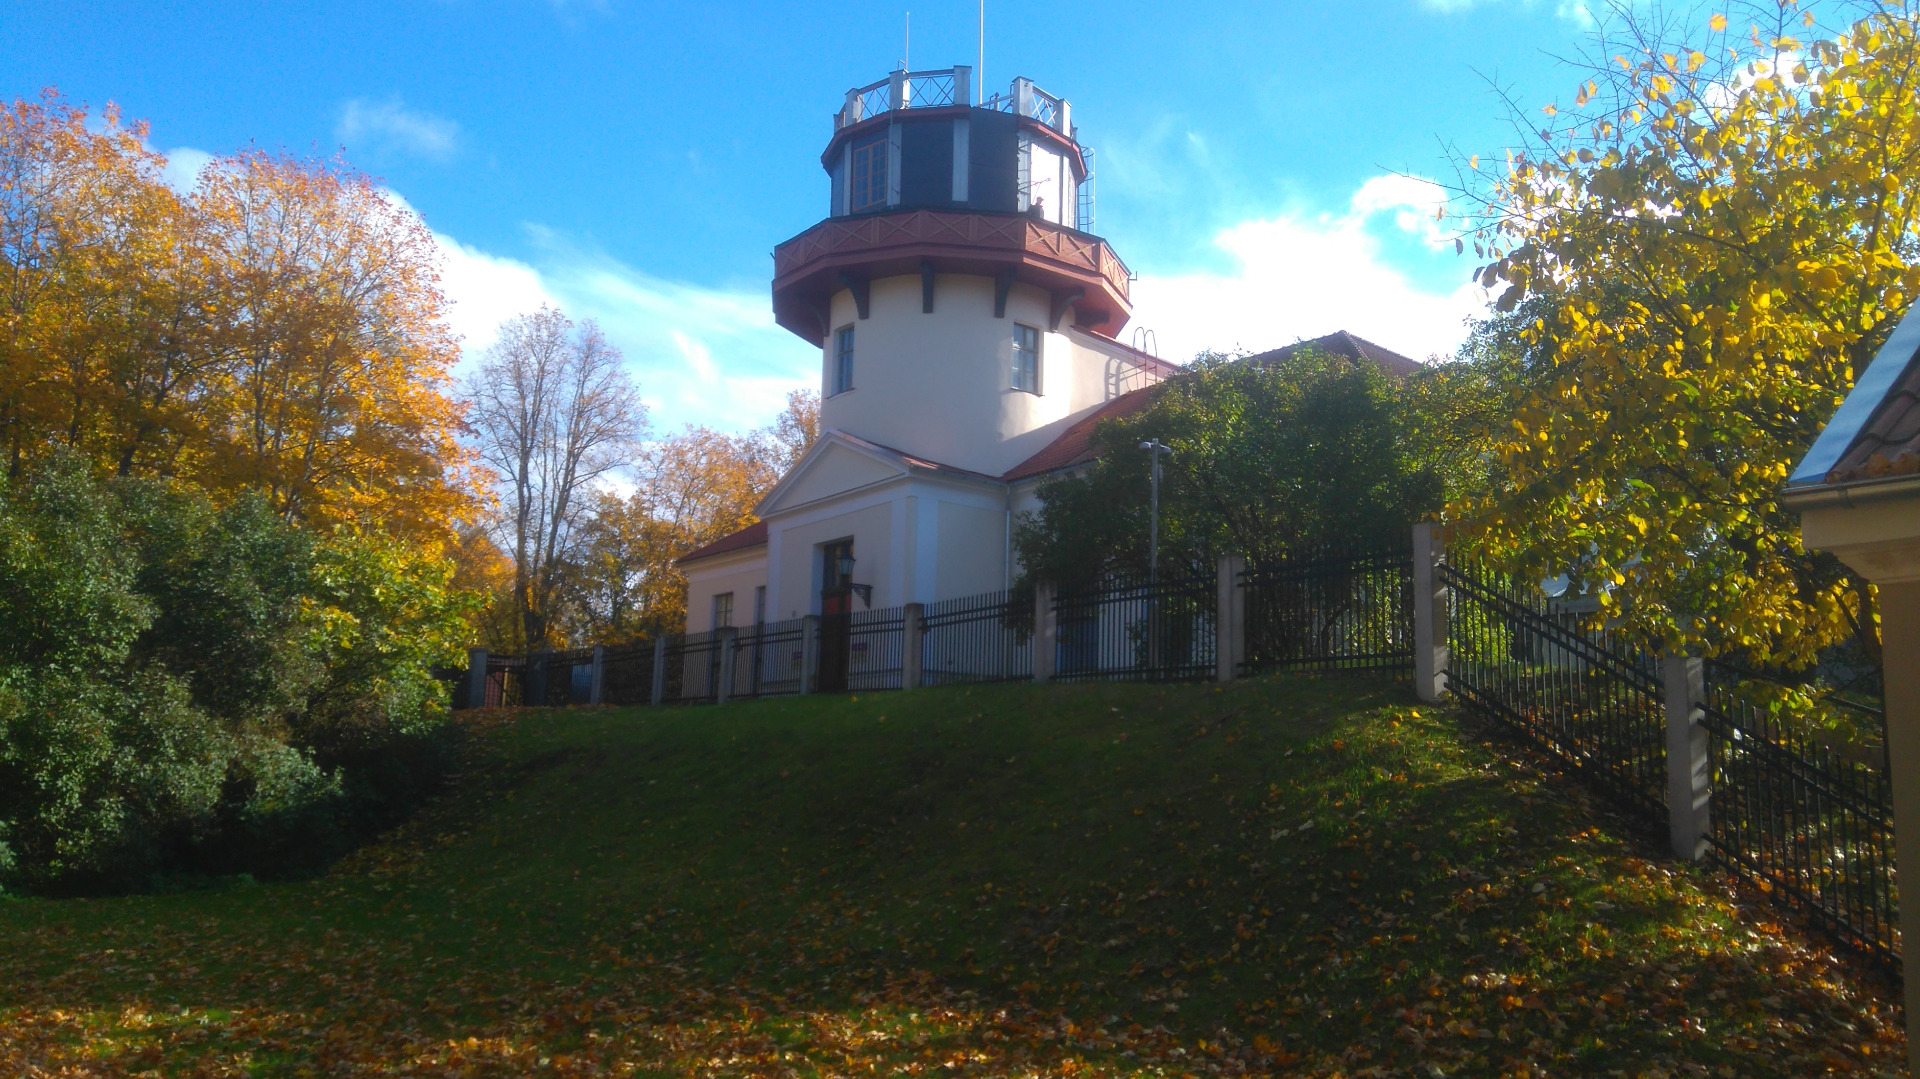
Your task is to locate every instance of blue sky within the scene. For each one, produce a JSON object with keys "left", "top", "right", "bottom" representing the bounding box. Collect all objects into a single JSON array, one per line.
[{"left": 5, "top": 0, "right": 1615, "bottom": 432}]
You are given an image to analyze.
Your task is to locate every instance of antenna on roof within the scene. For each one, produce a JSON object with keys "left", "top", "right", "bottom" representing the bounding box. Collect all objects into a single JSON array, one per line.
[
  {"left": 904, "top": 10, "right": 910, "bottom": 71},
  {"left": 978, "top": 0, "right": 985, "bottom": 103}
]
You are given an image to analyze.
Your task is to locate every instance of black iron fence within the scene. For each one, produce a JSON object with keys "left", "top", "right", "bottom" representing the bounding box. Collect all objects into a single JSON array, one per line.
[
  {"left": 1441, "top": 559, "right": 1669, "bottom": 819},
  {"left": 1241, "top": 548, "right": 1413, "bottom": 676},
  {"left": 600, "top": 639, "right": 657, "bottom": 706},
  {"left": 1053, "top": 567, "right": 1216, "bottom": 683},
  {"left": 921, "top": 590, "right": 1031, "bottom": 685},
  {"left": 727, "top": 617, "right": 808, "bottom": 699},
  {"left": 1701, "top": 663, "right": 1899, "bottom": 965},
  {"left": 1439, "top": 556, "right": 1897, "bottom": 971}
]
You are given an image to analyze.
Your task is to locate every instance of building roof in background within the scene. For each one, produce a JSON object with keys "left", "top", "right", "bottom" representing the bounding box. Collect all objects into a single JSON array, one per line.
[
  {"left": 676, "top": 519, "right": 767, "bottom": 565},
  {"left": 1789, "top": 303, "right": 1920, "bottom": 492},
  {"left": 1242, "top": 330, "right": 1425, "bottom": 379},
  {"left": 1001, "top": 385, "right": 1163, "bottom": 481},
  {"left": 1825, "top": 354, "right": 1920, "bottom": 483}
]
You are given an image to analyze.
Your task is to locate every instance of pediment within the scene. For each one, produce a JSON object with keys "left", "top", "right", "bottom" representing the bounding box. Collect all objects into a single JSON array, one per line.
[{"left": 758, "top": 434, "right": 909, "bottom": 515}]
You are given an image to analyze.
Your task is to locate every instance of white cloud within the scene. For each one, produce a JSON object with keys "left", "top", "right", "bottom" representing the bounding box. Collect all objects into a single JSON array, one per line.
[
  {"left": 1124, "top": 174, "right": 1489, "bottom": 365},
  {"left": 161, "top": 146, "right": 214, "bottom": 193},
  {"left": 337, "top": 99, "right": 460, "bottom": 162},
  {"left": 1415, "top": 0, "right": 1594, "bottom": 24},
  {"left": 426, "top": 225, "right": 817, "bottom": 434}
]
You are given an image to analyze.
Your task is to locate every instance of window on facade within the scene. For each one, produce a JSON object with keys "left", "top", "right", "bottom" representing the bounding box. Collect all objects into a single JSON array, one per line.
[
  {"left": 850, "top": 132, "right": 889, "bottom": 213},
  {"left": 712, "top": 592, "right": 734, "bottom": 629},
  {"left": 832, "top": 326, "right": 855, "bottom": 395},
  {"left": 1011, "top": 323, "right": 1041, "bottom": 393}
]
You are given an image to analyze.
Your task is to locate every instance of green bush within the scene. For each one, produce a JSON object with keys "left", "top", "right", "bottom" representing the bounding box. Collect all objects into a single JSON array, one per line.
[{"left": 0, "top": 454, "right": 471, "bottom": 892}]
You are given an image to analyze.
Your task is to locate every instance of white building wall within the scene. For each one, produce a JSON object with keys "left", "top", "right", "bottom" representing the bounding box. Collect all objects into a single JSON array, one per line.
[
  {"left": 684, "top": 548, "right": 770, "bottom": 633},
  {"left": 818, "top": 273, "right": 1158, "bottom": 477}
]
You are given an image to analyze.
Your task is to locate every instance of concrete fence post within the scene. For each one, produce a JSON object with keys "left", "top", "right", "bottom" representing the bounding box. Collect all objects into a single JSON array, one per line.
[
  {"left": 650, "top": 637, "right": 668, "bottom": 706},
  {"left": 1215, "top": 554, "right": 1246, "bottom": 683},
  {"left": 800, "top": 615, "right": 821, "bottom": 695},
  {"left": 1662, "top": 656, "right": 1712, "bottom": 862},
  {"left": 1033, "top": 582, "right": 1058, "bottom": 684},
  {"left": 464, "top": 647, "right": 488, "bottom": 710},
  {"left": 1413, "top": 522, "right": 1449, "bottom": 703},
  {"left": 716, "top": 627, "right": 739, "bottom": 704},
  {"left": 902, "top": 602, "right": 925, "bottom": 690},
  {"left": 589, "top": 645, "right": 606, "bottom": 705}
]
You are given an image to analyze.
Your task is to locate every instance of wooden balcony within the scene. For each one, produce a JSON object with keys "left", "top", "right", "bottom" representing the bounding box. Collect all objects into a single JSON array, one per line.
[{"left": 771, "top": 210, "right": 1133, "bottom": 345}]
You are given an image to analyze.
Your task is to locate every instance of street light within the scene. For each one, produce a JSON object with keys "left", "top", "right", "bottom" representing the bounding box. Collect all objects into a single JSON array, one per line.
[{"left": 1138, "top": 440, "right": 1173, "bottom": 586}]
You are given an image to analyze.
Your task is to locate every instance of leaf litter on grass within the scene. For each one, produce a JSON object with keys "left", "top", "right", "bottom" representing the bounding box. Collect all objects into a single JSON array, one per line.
[{"left": 0, "top": 675, "right": 1905, "bottom": 1076}]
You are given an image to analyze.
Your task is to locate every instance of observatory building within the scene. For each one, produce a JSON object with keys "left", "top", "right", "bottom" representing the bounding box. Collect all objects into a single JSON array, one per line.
[{"left": 681, "top": 67, "right": 1176, "bottom": 633}]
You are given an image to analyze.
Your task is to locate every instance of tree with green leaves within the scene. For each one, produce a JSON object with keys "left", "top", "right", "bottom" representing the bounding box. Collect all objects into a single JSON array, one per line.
[{"left": 1451, "top": 0, "right": 1920, "bottom": 670}]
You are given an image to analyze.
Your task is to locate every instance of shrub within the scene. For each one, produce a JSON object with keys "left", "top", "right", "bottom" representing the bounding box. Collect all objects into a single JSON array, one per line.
[{"left": 0, "top": 454, "right": 470, "bottom": 892}]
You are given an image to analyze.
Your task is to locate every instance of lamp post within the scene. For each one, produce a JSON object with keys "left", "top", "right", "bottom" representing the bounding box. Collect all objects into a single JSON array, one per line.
[{"left": 1138, "top": 440, "right": 1173, "bottom": 585}]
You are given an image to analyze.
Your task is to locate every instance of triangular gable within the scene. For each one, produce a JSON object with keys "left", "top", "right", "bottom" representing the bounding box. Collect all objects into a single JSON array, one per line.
[{"left": 757, "top": 430, "right": 911, "bottom": 516}]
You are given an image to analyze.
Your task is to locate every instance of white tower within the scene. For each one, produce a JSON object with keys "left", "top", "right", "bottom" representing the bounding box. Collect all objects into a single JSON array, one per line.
[{"left": 772, "top": 68, "right": 1137, "bottom": 477}]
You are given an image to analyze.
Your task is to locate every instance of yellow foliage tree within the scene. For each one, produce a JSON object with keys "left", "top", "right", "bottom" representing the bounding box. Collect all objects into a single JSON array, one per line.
[
  {"left": 0, "top": 92, "right": 478, "bottom": 552},
  {"left": 1456, "top": 1, "right": 1920, "bottom": 668}
]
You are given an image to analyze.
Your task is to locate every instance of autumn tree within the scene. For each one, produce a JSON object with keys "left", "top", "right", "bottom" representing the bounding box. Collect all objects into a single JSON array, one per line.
[
  {"left": 465, "top": 307, "right": 645, "bottom": 649},
  {"left": 0, "top": 92, "right": 480, "bottom": 550},
  {"left": 1452, "top": 0, "right": 1920, "bottom": 669},
  {"left": 568, "top": 390, "right": 819, "bottom": 639}
]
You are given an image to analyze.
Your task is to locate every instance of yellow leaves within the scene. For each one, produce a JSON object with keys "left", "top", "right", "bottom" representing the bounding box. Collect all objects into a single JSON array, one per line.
[{"left": 1709, "top": 12, "right": 1727, "bottom": 32}]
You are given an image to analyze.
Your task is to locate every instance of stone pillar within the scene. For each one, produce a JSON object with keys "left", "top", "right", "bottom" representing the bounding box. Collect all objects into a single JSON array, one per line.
[
  {"left": 1032, "top": 582, "right": 1058, "bottom": 684},
  {"left": 902, "top": 603, "right": 925, "bottom": 690},
  {"left": 650, "top": 637, "right": 668, "bottom": 706},
  {"left": 800, "top": 615, "right": 821, "bottom": 695},
  {"left": 889, "top": 69, "right": 908, "bottom": 111},
  {"left": 716, "top": 627, "right": 739, "bottom": 705},
  {"left": 1413, "top": 522, "right": 1449, "bottom": 703},
  {"left": 1215, "top": 554, "right": 1245, "bottom": 683},
  {"left": 464, "top": 647, "right": 488, "bottom": 710},
  {"left": 589, "top": 645, "right": 606, "bottom": 705},
  {"left": 951, "top": 65, "right": 971, "bottom": 108},
  {"left": 1661, "top": 656, "right": 1711, "bottom": 862}
]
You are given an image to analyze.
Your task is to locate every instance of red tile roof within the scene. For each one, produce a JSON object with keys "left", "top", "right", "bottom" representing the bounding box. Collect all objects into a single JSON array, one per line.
[
  {"left": 1827, "top": 353, "right": 1920, "bottom": 483},
  {"left": 676, "top": 519, "right": 767, "bottom": 565},
  {"left": 1242, "top": 330, "right": 1426, "bottom": 379},
  {"left": 1001, "top": 385, "right": 1163, "bottom": 481}
]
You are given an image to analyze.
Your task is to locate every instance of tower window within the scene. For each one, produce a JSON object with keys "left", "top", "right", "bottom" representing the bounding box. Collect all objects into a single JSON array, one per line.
[
  {"left": 850, "top": 132, "right": 889, "bottom": 213},
  {"left": 1011, "top": 324, "right": 1041, "bottom": 394},
  {"left": 832, "top": 325, "right": 855, "bottom": 395}
]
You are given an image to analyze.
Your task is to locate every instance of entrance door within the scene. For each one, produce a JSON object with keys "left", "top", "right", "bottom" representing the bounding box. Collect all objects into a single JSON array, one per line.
[{"left": 818, "top": 539, "right": 855, "bottom": 692}]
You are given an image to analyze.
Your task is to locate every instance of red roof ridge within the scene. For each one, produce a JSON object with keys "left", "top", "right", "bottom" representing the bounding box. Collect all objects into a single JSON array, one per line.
[
  {"left": 677, "top": 519, "right": 768, "bottom": 565},
  {"left": 1001, "top": 385, "right": 1163, "bottom": 481}
]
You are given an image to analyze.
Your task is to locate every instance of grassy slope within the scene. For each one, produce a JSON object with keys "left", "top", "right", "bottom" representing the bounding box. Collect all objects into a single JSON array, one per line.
[{"left": 0, "top": 674, "right": 1903, "bottom": 1077}]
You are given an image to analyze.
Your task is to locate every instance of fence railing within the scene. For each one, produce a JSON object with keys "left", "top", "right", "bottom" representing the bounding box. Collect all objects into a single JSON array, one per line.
[
  {"left": 1241, "top": 549, "right": 1412, "bottom": 676},
  {"left": 729, "top": 617, "right": 808, "bottom": 700},
  {"left": 1436, "top": 552, "right": 1896, "bottom": 973},
  {"left": 1052, "top": 567, "right": 1216, "bottom": 683},
  {"left": 1441, "top": 559, "right": 1669, "bottom": 819},
  {"left": 921, "top": 590, "right": 1032, "bottom": 685},
  {"left": 1700, "top": 662, "right": 1899, "bottom": 965}
]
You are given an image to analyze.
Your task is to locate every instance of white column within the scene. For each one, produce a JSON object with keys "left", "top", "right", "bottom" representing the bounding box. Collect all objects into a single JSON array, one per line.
[
  {"left": 1413, "top": 522, "right": 1449, "bottom": 703},
  {"left": 1877, "top": 579, "right": 1920, "bottom": 1076},
  {"left": 902, "top": 603, "right": 925, "bottom": 690},
  {"left": 1661, "top": 656, "right": 1711, "bottom": 862},
  {"left": 650, "top": 637, "right": 668, "bottom": 706},
  {"left": 800, "top": 615, "right": 821, "bottom": 694},
  {"left": 716, "top": 627, "right": 739, "bottom": 704},
  {"left": 1215, "top": 554, "right": 1245, "bottom": 683},
  {"left": 1032, "top": 582, "right": 1057, "bottom": 683},
  {"left": 951, "top": 65, "right": 971, "bottom": 108},
  {"left": 464, "top": 647, "right": 488, "bottom": 710}
]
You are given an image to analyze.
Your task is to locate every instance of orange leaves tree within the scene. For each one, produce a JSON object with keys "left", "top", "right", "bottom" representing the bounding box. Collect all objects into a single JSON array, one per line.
[
  {"left": 1453, "top": 1, "right": 1920, "bottom": 669},
  {"left": 0, "top": 92, "right": 477, "bottom": 551}
]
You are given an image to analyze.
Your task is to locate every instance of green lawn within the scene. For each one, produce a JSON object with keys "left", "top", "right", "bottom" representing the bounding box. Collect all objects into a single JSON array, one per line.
[{"left": 0, "top": 674, "right": 1903, "bottom": 1076}]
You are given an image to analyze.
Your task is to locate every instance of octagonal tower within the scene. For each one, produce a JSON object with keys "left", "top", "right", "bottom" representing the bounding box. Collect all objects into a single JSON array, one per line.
[{"left": 772, "top": 68, "right": 1139, "bottom": 478}]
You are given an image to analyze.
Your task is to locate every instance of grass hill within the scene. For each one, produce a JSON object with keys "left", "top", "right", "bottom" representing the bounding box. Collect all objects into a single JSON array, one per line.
[{"left": 0, "top": 674, "right": 1904, "bottom": 1076}]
